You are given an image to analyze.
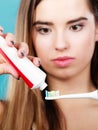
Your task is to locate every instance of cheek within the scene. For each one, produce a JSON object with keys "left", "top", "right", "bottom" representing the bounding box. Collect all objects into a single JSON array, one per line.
[
  {"left": 82, "top": 32, "right": 95, "bottom": 54},
  {"left": 34, "top": 36, "right": 52, "bottom": 58},
  {"left": 67, "top": 27, "right": 96, "bottom": 63},
  {"left": 34, "top": 41, "right": 51, "bottom": 70},
  {"left": 74, "top": 32, "right": 95, "bottom": 61},
  {"left": 71, "top": 27, "right": 95, "bottom": 49}
]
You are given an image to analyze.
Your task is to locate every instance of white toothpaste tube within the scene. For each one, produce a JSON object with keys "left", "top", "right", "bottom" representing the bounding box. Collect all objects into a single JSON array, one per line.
[{"left": 0, "top": 36, "right": 47, "bottom": 90}]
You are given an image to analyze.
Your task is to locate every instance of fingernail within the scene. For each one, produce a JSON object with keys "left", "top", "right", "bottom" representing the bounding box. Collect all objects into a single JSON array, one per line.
[
  {"left": 0, "top": 29, "right": 3, "bottom": 33},
  {"left": 38, "top": 60, "right": 41, "bottom": 66},
  {"left": 11, "top": 40, "right": 14, "bottom": 45},
  {"left": 0, "top": 30, "right": 3, "bottom": 35},
  {"left": 21, "top": 52, "right": 25, "bottom": 57},
  {"left": 34, "top": 58, "right": 41, "bottom": 66},
  {"left": 17, "top": 76, "right": 20, "bottom": 80}
]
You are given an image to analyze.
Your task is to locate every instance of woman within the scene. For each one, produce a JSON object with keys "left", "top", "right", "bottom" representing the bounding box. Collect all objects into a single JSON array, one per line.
[{"left": 0, "top": 0, "right": 98, "bottom": 129}]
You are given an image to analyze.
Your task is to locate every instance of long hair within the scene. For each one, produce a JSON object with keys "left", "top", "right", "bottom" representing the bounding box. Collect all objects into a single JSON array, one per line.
[
  {"left": 89, "top": 0, "right": 98, "bottom": 87},
  {"left": 1, "top": 0, "right": 98, "bottom": 130},
  {"left": 1, "top": 0, "right": 65, "bottom": 130}
]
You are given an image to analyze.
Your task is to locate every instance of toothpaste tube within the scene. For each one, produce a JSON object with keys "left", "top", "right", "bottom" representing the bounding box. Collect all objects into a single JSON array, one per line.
[{"left": 0, "top": 36, "right": 47, "bottom": 90}]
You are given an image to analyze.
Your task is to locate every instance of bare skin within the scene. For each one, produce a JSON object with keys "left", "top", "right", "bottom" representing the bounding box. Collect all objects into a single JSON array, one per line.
[
  {"left": 56, "top": 98, "right": 98, "bottom": 130},
  {"left": 1, "top": 0, "right": 98, "bottom": 129},
  {"left": 33, "top": 0, "right": 98, "bottom": 129},
  {"left": 0, "top": 26, "right": 40, "bottom": 123}
]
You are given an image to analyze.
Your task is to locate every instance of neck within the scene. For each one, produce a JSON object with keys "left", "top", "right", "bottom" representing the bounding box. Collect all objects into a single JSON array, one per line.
[{"left": 47, "top": 73, "right": 95, "bottom": 95}]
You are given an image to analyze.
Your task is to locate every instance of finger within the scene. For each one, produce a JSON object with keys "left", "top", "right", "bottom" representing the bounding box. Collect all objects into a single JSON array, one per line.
[
  {"left": 0, "top": 62, "right": 19, "bottom": 79},
  {"left": 0, "top": 34, "right": 7, "bottom": 38},
  {"left": 0, "top": 26, "right": 4, "bottom": 35},
  {"left": 0, "top": 54, "right": 6, "bottom": 63},
  {"left": 17, "top": 42, "right": 29, "bottom": 58},
  {"left": 0, "top": 26, "right": 7, "bottom": 38},
  {"left": 5, "top": 33, "right": 15, "bottom": 47},
  {"left": 27, "top": 56, "right": 41, "bottom": 67}
]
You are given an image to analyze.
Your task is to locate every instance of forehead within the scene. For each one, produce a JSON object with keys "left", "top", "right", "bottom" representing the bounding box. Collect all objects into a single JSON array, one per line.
[{"left": 35, "top": 0, "right": 92, "bottom": 21}]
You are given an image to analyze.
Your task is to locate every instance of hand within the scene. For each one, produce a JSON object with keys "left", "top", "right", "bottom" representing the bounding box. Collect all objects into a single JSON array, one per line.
[{"left": 0, "top": 26, "right": 40, "bottom": 79}]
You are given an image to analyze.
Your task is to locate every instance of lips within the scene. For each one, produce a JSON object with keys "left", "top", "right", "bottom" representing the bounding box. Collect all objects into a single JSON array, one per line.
[{"left": 52, "top": 56, "right": 75, "bottom": 67}]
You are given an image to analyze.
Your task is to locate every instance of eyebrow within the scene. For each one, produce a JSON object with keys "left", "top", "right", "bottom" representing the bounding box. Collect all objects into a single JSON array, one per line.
[
  {"left": 33, "top": 21, "right": 53, "bottom": 26},
  {"left": 33, "top": 17, "right": 88, "bottom": 26},
  {"left": 66, "top": 17, "right": 88, "bottom": 24}
]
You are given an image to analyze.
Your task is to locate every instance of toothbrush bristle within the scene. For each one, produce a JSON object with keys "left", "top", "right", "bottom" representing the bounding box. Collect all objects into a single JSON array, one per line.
[{"left": 45, "top": 90, "right": 60, "bottom": 97}]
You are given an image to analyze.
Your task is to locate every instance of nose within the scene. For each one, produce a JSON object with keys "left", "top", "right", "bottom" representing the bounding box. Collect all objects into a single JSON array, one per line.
[{"left": 54, "top": 30, "right": 69, "bottom": 51}]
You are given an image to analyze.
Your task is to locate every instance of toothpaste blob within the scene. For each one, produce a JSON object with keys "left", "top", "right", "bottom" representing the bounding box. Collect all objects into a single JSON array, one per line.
[{"left": 0, "top": 36, "right": 47, "bottom": 90}]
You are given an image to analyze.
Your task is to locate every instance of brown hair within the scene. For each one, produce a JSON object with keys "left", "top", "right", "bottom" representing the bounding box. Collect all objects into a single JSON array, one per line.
[
  {"left": 88, "top": 0, "right": 98, "bottom": 87},
  {"left": 1, "top": 0, "right": 98, "bottom": 130},
  {"left": 1, "top": 0, "right": 65, "bottom": 130}
]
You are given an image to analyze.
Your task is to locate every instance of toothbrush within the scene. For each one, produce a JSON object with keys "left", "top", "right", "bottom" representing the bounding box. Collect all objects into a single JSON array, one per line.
[{"left": 45, "top": 90, "right": 98, "bottom": 100}]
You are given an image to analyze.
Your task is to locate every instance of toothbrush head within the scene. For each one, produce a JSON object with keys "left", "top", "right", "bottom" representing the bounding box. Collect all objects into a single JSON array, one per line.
[
  {"left": 45, "top": 90, "right": 60, "bottom": 100},
  {"left": 45, "top": 90, "right": 98, "bottom": 100}
]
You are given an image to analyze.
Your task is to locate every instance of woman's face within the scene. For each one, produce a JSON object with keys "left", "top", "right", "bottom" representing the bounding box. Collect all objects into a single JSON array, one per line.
[{"left": 33, "top": 0, "right": 98, "bottom": 80}]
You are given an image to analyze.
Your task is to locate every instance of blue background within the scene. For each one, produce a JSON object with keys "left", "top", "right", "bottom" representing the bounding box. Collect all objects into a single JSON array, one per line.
[{"left": 0, "top": 0, "right": 20, "bottom": 99}]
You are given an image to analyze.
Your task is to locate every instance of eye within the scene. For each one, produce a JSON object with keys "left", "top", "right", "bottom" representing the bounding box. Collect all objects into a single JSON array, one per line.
[
  {"left": 70, "top": 24, "right": 84, "bottom": 32},
  {"left": 36, "top": 27, "right": 52, "bottom": 35}
]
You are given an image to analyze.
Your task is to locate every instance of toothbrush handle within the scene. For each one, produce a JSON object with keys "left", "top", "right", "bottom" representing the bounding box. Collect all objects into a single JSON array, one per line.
[{"left": 59, "top": 90, "right": 98, "bottom": 99}]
